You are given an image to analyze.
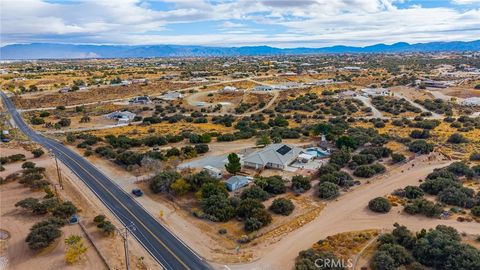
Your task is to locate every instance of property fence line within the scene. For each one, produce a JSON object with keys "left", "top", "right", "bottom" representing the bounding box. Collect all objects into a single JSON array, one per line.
[{"left": 78, "top": 221, "right": 111, "bottom": 270}]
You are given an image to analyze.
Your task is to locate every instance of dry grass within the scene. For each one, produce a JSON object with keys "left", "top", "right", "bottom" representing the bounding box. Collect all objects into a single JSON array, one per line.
[{"left": 311, "top": 230, "right": 379, "bottom": 260}]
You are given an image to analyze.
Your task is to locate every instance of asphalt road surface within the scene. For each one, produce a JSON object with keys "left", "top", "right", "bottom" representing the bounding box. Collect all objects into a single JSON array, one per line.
[{"left": 1, "top": 91, "right": 211, "bottom": 270}]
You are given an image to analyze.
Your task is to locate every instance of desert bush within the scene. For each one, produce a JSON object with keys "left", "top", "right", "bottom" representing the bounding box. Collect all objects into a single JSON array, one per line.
[
  {"left": 368, "top": 197, "right": 392, "bottom": 213},
  {"left": 269, "top": 198, "right": 295, "bottom": 216}
]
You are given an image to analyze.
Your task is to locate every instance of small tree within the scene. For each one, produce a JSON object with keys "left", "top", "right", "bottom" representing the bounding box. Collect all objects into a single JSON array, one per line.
[
  {"left": 391, "top": 153, "right": 406, "bottom": 164},
  {"left": 317, "top": 182, "right": 339, "bottom": 199},
  {"left": 32, "top": 148, "right": 45, "bottom": 158},
  {"left": 269, "top": 198, "right": 295, "bottom": 216},
  {"left": 291, "top": 175, "right": 311, "bottom": 192},
  {"left": 447, "top": 133, "right": 468, "bottom": 144},
  {"left": 225, "top": 153, "right": 241, "bottom": 175},
  {"left": 22, "top": 161, "right": 36, "bottom": 169},
  {"left": 53, "top": 201, "right": 77, "bottom": 219},
  {"left": 170, "top": 179, "right": 191, "bottom": 196},
  {"left": 256, "top": 135, "right": 271, "bottom": 147},
  {"left": 64, "top": 234, "right": 88, "bottom": 264},
  {"left": 93, "top": 215, "right": 106, "bottom": 223},
  {"left": 368, "top": 197, "right": 392, "bottom": 213},
  {"left": 26, "top": 223, "right": 61, "bottom": 250}
]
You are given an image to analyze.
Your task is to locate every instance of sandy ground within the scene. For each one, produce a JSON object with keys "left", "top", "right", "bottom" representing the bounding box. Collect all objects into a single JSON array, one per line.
[
  {"left": 0, "top": 181, "right": 106, "bottom": 270},
  {"left": 0, "top": 143, "right": 160, "bottom": 270},
  {"left": 225, "top": 154, "right": 480, "bottom": 270}
]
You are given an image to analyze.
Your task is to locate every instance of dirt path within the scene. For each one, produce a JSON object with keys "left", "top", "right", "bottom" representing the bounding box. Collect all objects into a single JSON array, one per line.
[
  {"left": 395, "top": 92, "right": 442, "bottom": 119},
  {"left": 225, "top": 157, "right": 479, "bottom": 270},
  {"left": 353, "top": 96, "right": 383, "bottom": 118}
]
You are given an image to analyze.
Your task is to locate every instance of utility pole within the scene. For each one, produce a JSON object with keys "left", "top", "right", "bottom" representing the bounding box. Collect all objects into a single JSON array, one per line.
[{"left": 118, "top": 222, "right": 136, "bottom": 270}]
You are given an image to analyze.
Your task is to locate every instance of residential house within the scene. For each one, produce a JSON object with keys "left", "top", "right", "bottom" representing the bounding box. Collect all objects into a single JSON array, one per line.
[
  {"left": 129, "top": 96, "right": 151, "bottom": 104},
  {"left": 105, "top": 111, "right": 136, "bottom": 123},
  {"left": 253, "top": 85, "right": 273, "bottom": 92},
  {"left": 461, "top": 97, "right": 480, "bottom": 106},
  {"left": 243, "top": 144, "right": 304, "bottom": 170},
  {"left": 159, "top": 91, "right": 184, "bottom": 101},
  {"left": 338, "top": 90, "right": 357, "bottom": 98},
  {"left": 416, "top": 79, "right": 448, "bottom": 88},
  {"left": 219, "top": 86, "right": 242, "bottom": 93},
  {"left": 361, "top": 88, "right": 390, "bottom": 97}
]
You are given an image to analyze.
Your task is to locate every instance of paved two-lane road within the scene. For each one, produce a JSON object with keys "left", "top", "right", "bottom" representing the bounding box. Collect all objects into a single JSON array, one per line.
[{"left": 1, "top": 91, "right": 211, "bottom": 270}]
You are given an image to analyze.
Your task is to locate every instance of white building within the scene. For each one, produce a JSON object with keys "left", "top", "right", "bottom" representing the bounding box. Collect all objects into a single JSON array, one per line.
[
  {"left": 159, "top": 91, "right": 184, "bottom": 101},
  {"left": 203, "top": 165, "right": 223, "bottom": 179},
  {"left": 361, "top": 88, "right": 390, "bottom": 97},
  {"left": 105, "top": 111, "right": 136, "bottom": 123},
  {"left": 253, "top": 85, "right": 273, "bottom": 92},
  {"left": 219, "top": 86, "right": 242, "bottom": 93},
  {"left": 243, "top": 144, "right": 304, "bottom": 170},
  {"left": 461, "top": 97, "right": 480, "bottom": 106},
  {"left": 129, "top": 96, "right": 151, "bottom": 104}
]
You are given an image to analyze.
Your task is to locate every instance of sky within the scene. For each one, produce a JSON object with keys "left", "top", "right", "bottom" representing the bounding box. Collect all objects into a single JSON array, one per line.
[{"left": 1, "top": 0, "right": 479, "bottom": 48}]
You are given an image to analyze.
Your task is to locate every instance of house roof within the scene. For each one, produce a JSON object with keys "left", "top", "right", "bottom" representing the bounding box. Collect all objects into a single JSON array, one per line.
[
  {"left": 243, "top": 143, "right": 304, "bottom": 167},
  {"left": 226, "top": 175, "right": 250, "bottom": 185}
]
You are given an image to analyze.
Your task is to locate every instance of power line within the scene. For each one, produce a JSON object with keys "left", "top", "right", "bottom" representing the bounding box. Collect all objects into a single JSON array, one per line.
[{"left": 117, "top": 222, "right": 136, "bottom": 270}]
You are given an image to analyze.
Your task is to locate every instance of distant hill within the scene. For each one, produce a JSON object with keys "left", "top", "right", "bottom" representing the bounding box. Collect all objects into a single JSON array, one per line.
[{"left": 1, "top": 40, "right": 479, "bottom": 59}]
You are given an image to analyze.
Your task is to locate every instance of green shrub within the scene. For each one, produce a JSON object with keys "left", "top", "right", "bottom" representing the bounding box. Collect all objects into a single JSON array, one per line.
[{"left": 269, "top": 198, "right": 295, "bottom": 216}]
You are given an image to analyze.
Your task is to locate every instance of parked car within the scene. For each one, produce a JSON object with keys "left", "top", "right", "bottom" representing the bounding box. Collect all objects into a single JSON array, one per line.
[{"left": 132, "top": 188, "right": 143, "bottom": 197}]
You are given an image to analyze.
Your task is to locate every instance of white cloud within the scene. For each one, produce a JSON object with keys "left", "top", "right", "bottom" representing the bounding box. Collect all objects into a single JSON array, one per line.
[
  {"left": 0, "top": 0, "right": 479, "bottom": 47},
  {"left": 452, "top": 0, "right": 480, "bottom": 4}
]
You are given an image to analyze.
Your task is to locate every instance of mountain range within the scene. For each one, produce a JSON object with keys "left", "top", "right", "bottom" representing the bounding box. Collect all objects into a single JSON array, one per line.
[{"left": 1, "top": 40, "right": 479, "bottom": 59}]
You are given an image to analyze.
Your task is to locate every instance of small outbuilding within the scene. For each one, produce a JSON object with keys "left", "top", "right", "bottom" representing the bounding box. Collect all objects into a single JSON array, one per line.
[
  {"left": 203, "top": 165, "right": 223, "bottom": 179},
  {"left": 225, "top": 175, "right": 252, "bottom": 191}
]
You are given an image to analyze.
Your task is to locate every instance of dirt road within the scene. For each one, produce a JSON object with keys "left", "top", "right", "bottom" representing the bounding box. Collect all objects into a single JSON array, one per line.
[{"left": 225, "top": 157, "right": 479, "bottom": 270}]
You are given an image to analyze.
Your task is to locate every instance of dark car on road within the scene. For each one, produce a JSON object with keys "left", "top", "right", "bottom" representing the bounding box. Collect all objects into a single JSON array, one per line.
[{"left": 132, "top": 188, "right": 143, "bottom": 197}]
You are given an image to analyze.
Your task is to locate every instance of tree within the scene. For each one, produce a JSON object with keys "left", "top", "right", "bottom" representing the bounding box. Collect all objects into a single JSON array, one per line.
[
  {"left": 80, "top": 116, "right": 91, "bottom": 123},
  {"left": 30, "top": 116, "right": 45, "bottom": 125},
  {"left": 404, "top": 186, "right": 424, "bottom": 199},
  {"left": 57, "top": 118, "right": 71, "bottom": 127},
  {"left": 185, "top": 171, "right": 217, "bottom": 191},
  {"left": 241, "top": 186, "right": 269, "bottom": 201},
  {"left": 245, "top": 217, "right": 263, "bottom": 232},
  {"left": 371, "top": 251, "right": 395, "bottom": 270},
  {"left": 408, "top": 140, "right": 434, "bottom": 154},
  {"left": 198, "top": 182, "right": 227, "bottom": 199},
  {"left": 97, "top": 220, "right": 116, "bottom": 236},
  {"left": 368, "top": 197, "right": 392, "bottom": 213},
  {"left": 22, "top": 161, "right": 36, "bottom": 169},
  {"left": 353, "top": 165, "right": 376, "bottom": 178},
  {"left": 170, "top": 179, "right": 191, "bottom": 196},
  {"left": 256, "top": 135, "right": 271, "bottom": 147},
  {"left": 93, "top": 215, "right": 106, "bottom": 223},
  {"left": 329, "top": 148, "right": 351, "bottom": 167},
  {"left": 201, "top": 194, "right": 235, "bottom": 222},
  {"left": 269, "top": 198, "right": 295, "bottom": 216},
  {"left": 194, "top": 144, "right": 209, "bottom": 154},
  {"left": 149, "top": 170, "right": 181, "bottom": 193},
  {"left": 26, "top": 222, "right": 61, "bottom": 250},
  {"left": 260, "top": 176, "right": 286, "bottom": 194},
  {"left": 32, "top": 148, "right": 45, "bottom": 158},
  {"left": 447, "top": 133, "right": 468, "bottom": 144},
  {"left": 336, "top": 135, "right": 357, "bottom": 149},
  {"left": 291, "top": 175, "right": 311, "bottom": 192},
  {"left": 225, "top": 153, "right": 241, "bottom": 175},
  {"left": 317, "top": 182, "right": 339, "bottom": 199},
  {"left": 53, "top": 201, "right": 77, "bottom": 219},
  {"left": 237, "top": 198, "right": 264, "bottom": 218},
  {"left": 391, "top": 153, "right": 406, "bottom": 164},
  {"left": 64, "top": 234, "right": 88, "bottom": 264},
  {"left": 470, "top": 206, "right": 480, "bottom": 217}
]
